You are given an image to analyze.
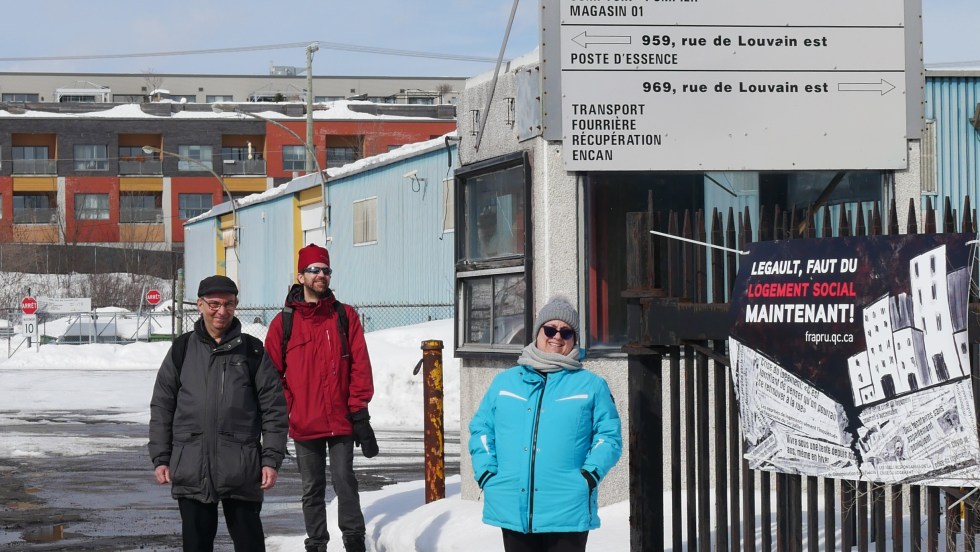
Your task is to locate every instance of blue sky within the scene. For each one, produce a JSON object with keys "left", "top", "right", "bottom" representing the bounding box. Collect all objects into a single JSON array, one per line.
[{"left": 0, "top": 0, "right": 971, "bottom": 77}]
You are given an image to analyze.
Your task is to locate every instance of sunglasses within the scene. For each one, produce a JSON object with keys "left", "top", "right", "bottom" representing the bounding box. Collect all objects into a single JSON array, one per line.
[
  {"left": 303, "top": 266, "right": 332, "bottom": 276},
  {"left": 542, "top": 325, "right": 575, "bottom": 340}
]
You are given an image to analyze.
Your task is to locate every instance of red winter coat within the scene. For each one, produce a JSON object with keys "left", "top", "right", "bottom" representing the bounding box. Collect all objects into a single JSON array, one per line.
[{"left": 264, "top": 285, "right": 374, "bottom": 441}]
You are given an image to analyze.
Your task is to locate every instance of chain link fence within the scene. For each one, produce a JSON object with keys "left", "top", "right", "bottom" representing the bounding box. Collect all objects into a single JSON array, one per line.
[{"left": 3, "top": 303, "right": 453, "bottom": 354}]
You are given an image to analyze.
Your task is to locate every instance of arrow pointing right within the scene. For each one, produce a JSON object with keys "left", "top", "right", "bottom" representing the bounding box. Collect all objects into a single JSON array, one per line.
[{"left": 837, "top": 79, "right": 896, "bottom": 96}]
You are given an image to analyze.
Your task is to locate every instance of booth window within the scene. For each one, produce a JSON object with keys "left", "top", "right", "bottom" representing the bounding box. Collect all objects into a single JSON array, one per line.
[{"left": 454, "top": 151, "right": 531, "bottom": 356}]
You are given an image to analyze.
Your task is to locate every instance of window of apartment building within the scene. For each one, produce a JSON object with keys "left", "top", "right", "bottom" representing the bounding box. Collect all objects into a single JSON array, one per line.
[
  {"left": 326, "top": 147, "right": 357, "bottom": 166},
  {"left": 206, "top": 95, "right": 234, "bottom": 103},
  {"left": 120, "top": 193, "right": 162, "bottom": 223},
  {"left": 119, "top": 146, "right": 146, "bottom": 161},
  {"left": 283, "top": 145, "right": 306, "bottom": 171},
  {"left": 2, "top": 93, "right": 38, "bottom": 102},
  {"left": 314, "top": 96, "right": 344, "bottom": 102},
  {"left": 170, "top": 94, "right": 197, "bottom": 103},
  {"left": 408, "top": 97, "right": 434, "bottom": 105},
  {"left": 74, "top": 193, "right": 110, "bottom": 220},
  {"left": 178, "top": 193, "right": 213, "bottom": 219},
  {"left": 454, "top": 152, "right": 531, "bottom": 355},
  {"left": 12, "top": 146, "right": 51, "bottom": 174},
  {"left": 13, "top": 193, "right": 56, "bottom": 224},
  {"left": 352, "top": 197, "right": 378, "bottom": 246},
  {"left": 73, "top": 145, "right": 109, "bottom": 171},
  {"left": 177, "top": 145, "right": 213, "bottom": 171}
]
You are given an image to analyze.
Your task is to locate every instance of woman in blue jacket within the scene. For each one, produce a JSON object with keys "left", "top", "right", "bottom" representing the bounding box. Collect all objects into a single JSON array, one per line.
[{"left": 469, "top": 296, "right": 623, "bottom": 552}]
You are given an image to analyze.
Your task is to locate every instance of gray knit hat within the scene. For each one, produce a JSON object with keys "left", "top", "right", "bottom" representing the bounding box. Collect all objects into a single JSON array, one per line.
[{"left": 533, "top": 296, "right": 580, "bottom": 341}]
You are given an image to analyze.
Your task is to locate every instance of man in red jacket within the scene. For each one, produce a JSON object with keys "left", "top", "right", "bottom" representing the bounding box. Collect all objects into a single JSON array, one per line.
[{"left": 264, "top": 243, "right": 377, "bottom": 552}]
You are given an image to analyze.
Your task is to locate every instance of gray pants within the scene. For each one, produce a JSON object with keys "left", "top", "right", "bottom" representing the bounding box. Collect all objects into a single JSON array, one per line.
[{"left": 295, "top": 435, "right": 365, "bottom": 548}]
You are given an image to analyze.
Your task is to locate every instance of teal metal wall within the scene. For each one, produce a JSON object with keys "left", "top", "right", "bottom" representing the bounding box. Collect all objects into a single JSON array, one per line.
[{"left": 925, "top": 73, "right": 980, "bottom": 210}]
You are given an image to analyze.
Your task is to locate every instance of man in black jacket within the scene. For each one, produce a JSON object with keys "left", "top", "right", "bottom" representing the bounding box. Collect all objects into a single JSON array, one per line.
[{"left": 149, "top": 275, "right": 288, "bottom": 552}]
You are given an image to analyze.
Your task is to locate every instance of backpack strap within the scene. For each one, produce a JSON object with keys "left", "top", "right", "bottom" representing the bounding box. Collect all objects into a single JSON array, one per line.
[
  {"left": 170, "top": 331, "right": 193, "bottom": 380},
  {"left": 335, "top": 301, "right": 350, "bottom": 359},
  {"left": 279, "top": 306, "right": 294, "bottom": 376}
]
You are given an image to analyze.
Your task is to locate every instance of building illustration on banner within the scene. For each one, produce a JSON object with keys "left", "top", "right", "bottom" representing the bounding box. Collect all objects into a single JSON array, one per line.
[
  {"left": 848, "top": 245, "right": 970, "bottom": 406},
  {"left": 728, "top": 234, "right": 980, "bottom": 485}
]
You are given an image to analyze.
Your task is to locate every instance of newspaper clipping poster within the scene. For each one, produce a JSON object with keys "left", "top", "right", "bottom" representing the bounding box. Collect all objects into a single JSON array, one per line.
[{"left": 728, "top": 233, "right": 978, "bottom": 485}]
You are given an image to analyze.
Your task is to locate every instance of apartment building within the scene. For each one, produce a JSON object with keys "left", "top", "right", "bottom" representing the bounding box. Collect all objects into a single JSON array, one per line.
[{"left": 0, "top": 100, "right": 456, "bottom": 249}]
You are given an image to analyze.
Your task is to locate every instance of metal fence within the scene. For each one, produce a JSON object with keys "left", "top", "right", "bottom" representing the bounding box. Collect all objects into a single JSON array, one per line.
[
  {"left": 3, "top": 302, "right": 453, "bottom": 354},
  {"left": 625, "top": 195, "right": 980, "bottom": 551}
]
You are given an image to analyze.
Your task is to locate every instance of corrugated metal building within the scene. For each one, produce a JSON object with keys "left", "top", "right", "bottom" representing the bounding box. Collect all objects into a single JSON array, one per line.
[
  {"left": 923, "top": 68, "right": 980, "bottom": 209},
  {"left": 183, "top": 134, "right": 458, "bottom": 331}
]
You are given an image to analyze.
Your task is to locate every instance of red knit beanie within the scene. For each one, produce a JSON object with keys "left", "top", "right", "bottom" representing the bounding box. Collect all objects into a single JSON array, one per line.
[{"left": 297, "top": 243, "right": 330, "bottom": 273}]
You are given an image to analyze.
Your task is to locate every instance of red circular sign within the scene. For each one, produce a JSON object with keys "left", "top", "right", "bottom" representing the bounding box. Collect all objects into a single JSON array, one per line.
[
  {"left": 146, "top": 289, "right": 162, "bottom": 305},
  {"left": 21, "top": 296, "right": 38, "bottom": 315}
]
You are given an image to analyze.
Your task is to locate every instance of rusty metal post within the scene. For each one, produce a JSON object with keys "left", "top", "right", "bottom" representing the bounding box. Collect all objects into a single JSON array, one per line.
[{"left": 421, "top": 339, "right": 445, "bottom": 503}]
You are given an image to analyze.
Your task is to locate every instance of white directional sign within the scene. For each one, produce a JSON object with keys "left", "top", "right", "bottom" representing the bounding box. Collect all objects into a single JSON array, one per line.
[
  {"left": 560, "top": 0, "right": 909, "bottom": 171},
  {"left": 22, "top": 314, "right": 38, "bottom": 345}
]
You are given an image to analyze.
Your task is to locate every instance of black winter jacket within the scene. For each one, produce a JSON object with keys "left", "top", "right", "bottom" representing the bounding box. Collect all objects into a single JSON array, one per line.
[{"left": 148, "top": 318, "right": 288, "bottom": 503}]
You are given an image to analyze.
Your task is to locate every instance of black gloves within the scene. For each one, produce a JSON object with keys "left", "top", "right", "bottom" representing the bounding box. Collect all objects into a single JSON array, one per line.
[{"left": 349, "top": 408, "right": 379, "bottom": 458}]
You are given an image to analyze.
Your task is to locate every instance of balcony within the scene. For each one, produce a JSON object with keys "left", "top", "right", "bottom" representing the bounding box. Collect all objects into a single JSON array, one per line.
[
  {"left": 13, "top": 208, "right": 58, "bottom": 224},
  {"left": 120, "top": 209, "right": 164, "bottom": 224},
  {"left": 12, "top": 159, "right": 57, "bottom": 175},
  {"left": 221, "top": 159, "right": 266, "bottom": 175},
  {"left": 119, "top": 159, "right": 163, "bottom": 175}
]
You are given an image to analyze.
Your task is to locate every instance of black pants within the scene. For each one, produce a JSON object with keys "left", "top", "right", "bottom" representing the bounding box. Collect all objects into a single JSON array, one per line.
[
  {"left": 501, "top": 528, "right": 589, "bottom": 552},
  {"left": 295, "top": 435, "right": 365, "bottom": 548},
  {"left": 177, "top": 497, "right": 265, "bottom": 552}
]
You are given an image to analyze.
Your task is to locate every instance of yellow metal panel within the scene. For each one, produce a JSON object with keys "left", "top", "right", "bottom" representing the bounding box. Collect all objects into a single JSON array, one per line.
[
  {"left": 297, "top": 186, "right": 323, "bottom": 207},
  {"left": 13, "top": 225, "right": 59, "bottom": 243},
  {"left": 219, "top": 213, "right": 235, "bottom": 231},
  {"left": 293, "top": 195, "right": 303, "bottom": 267},
  {"left": 216, "top": 224, "right": 226, "bottom": 276},
  {"left": 119, "top": 178, "right": 163, "bottom": 192},
  {"left": 12, "top": 177, "right": 57, "bottom": 192},
  {"left": 224, "top": 178, "right": 266, "bottom": 192}
]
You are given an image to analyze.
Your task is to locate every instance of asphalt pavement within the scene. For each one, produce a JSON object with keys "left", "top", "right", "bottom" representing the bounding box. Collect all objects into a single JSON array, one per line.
[{"left": 0, "top": 419, "right": 460, "bottom": 551}]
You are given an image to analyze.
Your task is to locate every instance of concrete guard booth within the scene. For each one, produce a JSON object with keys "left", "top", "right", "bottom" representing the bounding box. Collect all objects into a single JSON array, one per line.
[{"left": 454, "top": 0, "right": 931, "bottom": 550}]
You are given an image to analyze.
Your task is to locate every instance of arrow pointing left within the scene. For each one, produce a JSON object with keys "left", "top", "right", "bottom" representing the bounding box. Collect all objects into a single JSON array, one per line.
[{"left": 571, "top": 31, "right": 632, "bottom": 49}]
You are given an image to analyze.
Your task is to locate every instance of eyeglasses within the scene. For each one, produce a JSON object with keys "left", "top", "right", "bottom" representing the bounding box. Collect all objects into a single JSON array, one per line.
[
  {"left": 201, "top": 300, "right": 238, "bottom": 312},
  {"left": 303, "top": 266, "right": 332, "bottom": 276},
  {"left": 542, "top": 325, "right": 575, "bottom": 340}
]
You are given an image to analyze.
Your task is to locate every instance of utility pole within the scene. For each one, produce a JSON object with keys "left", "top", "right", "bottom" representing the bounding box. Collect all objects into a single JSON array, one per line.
[{"left": 305, "top": 42, "right": 320, "bottom": 174}]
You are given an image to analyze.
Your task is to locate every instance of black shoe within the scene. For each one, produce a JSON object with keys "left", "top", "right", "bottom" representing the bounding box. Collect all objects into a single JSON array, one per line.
[
  {"left": 342, "top": 534, "right": 366, "bottom": 552},
  {"left": 305, "top": 544, "right": 327, "bottom": 552}
]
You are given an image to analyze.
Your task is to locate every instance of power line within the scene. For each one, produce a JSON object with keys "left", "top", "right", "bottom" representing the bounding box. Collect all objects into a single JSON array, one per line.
[{"left": 0, "top": 41, "right": 501, "bottom": 65}]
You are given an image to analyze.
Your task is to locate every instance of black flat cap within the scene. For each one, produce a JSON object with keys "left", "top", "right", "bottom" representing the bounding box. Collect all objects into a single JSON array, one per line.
[{"left": 197, "top": 275, "right": 239, "bottom": 297}]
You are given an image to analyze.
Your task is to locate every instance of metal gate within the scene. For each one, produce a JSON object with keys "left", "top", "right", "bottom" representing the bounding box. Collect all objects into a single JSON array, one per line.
[{"left": 625, "top": 196, "right": 980, "bottom": 551}]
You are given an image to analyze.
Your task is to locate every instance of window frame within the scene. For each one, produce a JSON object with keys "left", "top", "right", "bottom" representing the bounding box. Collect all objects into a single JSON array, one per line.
[
  {"left": 74, "top": 193, "right": 111, "bottom": 220},
  {"left": 177, "top": 145, "right": 214, "bottom": 172},
  {"left": 282, "top": 145, "right": 306, "bottom": 171},
  {"left": 352, "top": 196, "right": 378, "bottom": 246},
  {"left": 453, "top": 151, "right": 532, "bottom": 357},
  {"left": 177, "top": 193, "right": 213, "bottom": 219},
  {"left": 119, "top": 192, "right": 163, "bottom": 223},
  {"left": 13, "top": 192, "right": 57, "bottom": 224},
  {"left": 73, "top": 144, "right": 109, "bottom": 172}
]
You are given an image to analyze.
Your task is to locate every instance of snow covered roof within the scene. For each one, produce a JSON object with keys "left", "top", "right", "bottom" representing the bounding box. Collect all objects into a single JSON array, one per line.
[{"left": 0, "top": 99, "right": 447, "bottom": 121}]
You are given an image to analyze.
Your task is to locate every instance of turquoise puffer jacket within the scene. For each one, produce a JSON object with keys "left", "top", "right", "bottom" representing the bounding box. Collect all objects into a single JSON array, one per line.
[{"left": 469, "top": 365, "right": 622, "bottom": 533}]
